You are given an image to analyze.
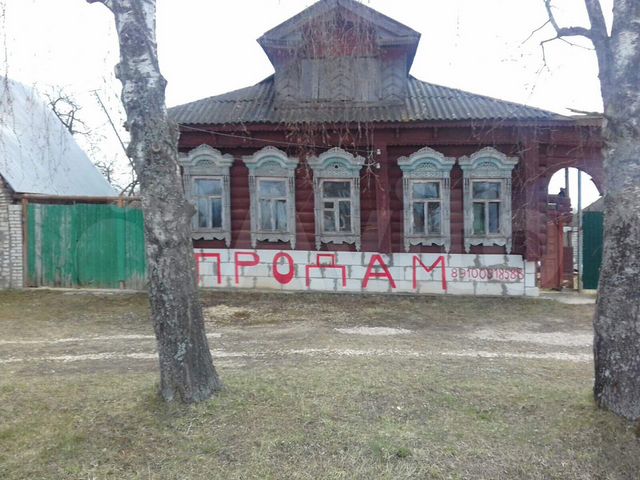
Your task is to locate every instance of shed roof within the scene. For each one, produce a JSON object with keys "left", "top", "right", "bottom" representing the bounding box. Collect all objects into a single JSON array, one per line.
[
  {"left": 169, "top": 75, "right": 568, "bottom": 126},
  {"left": 0, "top": 78, "right": 116, "bottom": 197},
  {"left": 584, "top": 196, "right": 604, "bottom": 212}
]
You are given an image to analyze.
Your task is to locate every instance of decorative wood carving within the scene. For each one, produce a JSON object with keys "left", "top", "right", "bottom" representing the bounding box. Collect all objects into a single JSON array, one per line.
[
  {"left": 458, "top": 147, "right": 519, "bottom": 253},
  {"left": 179, "top": 145, "right": 234, "bottom": 245},
  {"left": 398, "top": 147, "right": 455, "bottom": 252},
  {"left": 243, "top": 147, "right": 299, "bottom": 248},
  {"left": 308, "top": 147, "right": 365, "bottom": 250}
]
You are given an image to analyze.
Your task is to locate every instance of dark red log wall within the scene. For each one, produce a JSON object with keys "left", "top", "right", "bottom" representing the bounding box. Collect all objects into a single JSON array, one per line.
[{"left": 179, "top": 122, "right": 603, "bottom": 261}]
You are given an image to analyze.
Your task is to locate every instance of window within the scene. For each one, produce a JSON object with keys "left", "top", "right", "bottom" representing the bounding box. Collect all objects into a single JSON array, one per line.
[
  {"left": 257, "top": 179, "right": 288, "bottom": 232},
  {"left": 179, "top": 145, "right": 233, "bottom": 246},
  {"left": 321, "top": 180, "right": 352, "bottom": 233},
  {"left": 472, "top": 181, "right": 501, "bottom": 235},
  {"left": 398, "top": 147, "right": 455, "bottom": 252},
  {"left": 243, "top": 147, "right": 299, "bottom": 248},
  {"left": 459, "top": 147, "right": 518, "bottom": 253},
  {"left": 308, "top": 148, "right": 365, "bottom": 250},
  {"left": 412, "top": 182, "right": 441, "bottom": 234},
  {"left": 193, "top": 177, "right": 223, "bottom": 229}
]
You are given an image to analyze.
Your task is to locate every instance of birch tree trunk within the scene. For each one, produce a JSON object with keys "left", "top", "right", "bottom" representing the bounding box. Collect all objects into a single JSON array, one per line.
[
  {"left": 88, "top": 0, "right": 222, "bottom": 403},
  {"left": 591, "top": 1, "right": 640, "bottom": 421},
  {"left": 546, "top": 0, "right": 640, "bottom": 420}
]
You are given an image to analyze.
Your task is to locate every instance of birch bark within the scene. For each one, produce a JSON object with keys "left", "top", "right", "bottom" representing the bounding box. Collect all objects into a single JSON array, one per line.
[
  {"left": 546, "top": 0, "right": 640, "bottom": 420},
  {"left": 88, "top": 0, "right": 222, "bottom": 403}
]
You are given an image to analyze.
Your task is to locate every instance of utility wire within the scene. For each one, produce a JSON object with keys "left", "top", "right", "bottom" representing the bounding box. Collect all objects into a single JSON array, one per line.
[{"left": 178, "top": 123, "right": 376, "bottom": 157}]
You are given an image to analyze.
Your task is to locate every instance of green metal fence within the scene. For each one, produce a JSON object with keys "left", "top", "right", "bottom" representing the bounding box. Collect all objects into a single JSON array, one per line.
[
  {"left": 27, "top": 203, "right": 147, "bottom": 289},
  {"left": 582, "top": 211, "right": 604, "bottom": 290}
]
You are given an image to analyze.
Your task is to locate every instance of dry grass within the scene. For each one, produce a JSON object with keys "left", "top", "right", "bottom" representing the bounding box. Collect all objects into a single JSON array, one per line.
[{"left": 0, "top": 289, "right": 638, "bottom": 479}]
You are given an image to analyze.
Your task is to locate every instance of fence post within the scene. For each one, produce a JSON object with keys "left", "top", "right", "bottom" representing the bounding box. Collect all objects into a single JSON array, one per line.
[
  {"left": 21, "top": 198, "right": 28, "bottom": 287},
  {"left": 116, "top": 204, "right": 127, "bottom": 289}
]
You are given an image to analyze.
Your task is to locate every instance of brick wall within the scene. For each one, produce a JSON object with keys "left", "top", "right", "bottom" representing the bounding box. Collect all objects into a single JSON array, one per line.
[{"left": 0, "top": 177, "right": 23, "bottom": 288}]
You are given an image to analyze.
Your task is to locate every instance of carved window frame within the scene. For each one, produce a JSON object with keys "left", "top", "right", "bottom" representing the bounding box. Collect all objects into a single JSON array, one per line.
[
  {"left": 243, "top": 146, "right": 299, "bottom": 248},
  {"left": 179, "top": 144, "right": 233, "bottom": 246},
  {"left": 459, "top": 147, "right": 519, "bottom": 253},
  {"left": 397, "top": 147, "right": 455, "bottom": 252},
  {"left": 308, "top": 148, "right": 365, "bottom": 251}
]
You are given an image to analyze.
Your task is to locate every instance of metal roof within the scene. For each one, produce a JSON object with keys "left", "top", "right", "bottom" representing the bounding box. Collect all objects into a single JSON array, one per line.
[
  {"left": 169, "top": 75, "right": 568, "bottom": 126},
  {"left": 0, "top": 78, "right": 117, "bottom": 197}
]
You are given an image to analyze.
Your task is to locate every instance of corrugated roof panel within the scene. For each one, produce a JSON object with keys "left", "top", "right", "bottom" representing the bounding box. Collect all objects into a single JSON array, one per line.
[{"left": 168, "top": 75, "right": 568, "bottom": 126}]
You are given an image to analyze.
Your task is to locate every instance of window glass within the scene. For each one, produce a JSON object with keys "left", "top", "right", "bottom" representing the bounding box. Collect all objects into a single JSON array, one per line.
[
  {"left": 197, "top": 198, "right": 209, "bottom": 228},
  {"left": 473, "top": 182, "right": 500, "bottom": 199},
  {"left": 211, "top": 198, "right": 222, "bottom": 229},
  {"left": 259, "top": 180, "right": 286, "bottom": 197},
  {"left": 193, "top": 178, "right": 224, "bottom": 231},
  {"left": 427, "top": 203, "right": 441, "bottom": 234},
  {"left": 275, "top": 200, "right": 288, "bottom": 230},
  {"left": 488, "top": 202, "right": 500, "bottom": 233},
  {"left": 323, "top": 181, "right": 350, "bottom": 198},
  {"left": 412, "top": 203, "right": 425, "bottom": 234},
  {"left": 195, "top": 178, "right": 222, "bottom": 196},
  {"left": 323, "top": 209, "right": 336, "bottom": 232},
  {"left": 338, "top": 200, "right": 351, "bottom": 232},
  {"left": 412, "top": 182, "right": 439, "bottom": 200},
  {"left": 259, "top": 199, "right": 271, "bottom": 230},
  {"left": 473, "top": 202, "right": 485, "bottom": 235}
]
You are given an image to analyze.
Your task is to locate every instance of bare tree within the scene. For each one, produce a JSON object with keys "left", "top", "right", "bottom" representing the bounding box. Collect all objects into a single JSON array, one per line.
[
  {"left": 543, "top": 0, "right": 640, "bottom": 420},
  {"left": 87, "top": 0, "right": 222, "bottom": 403},
  {"left": 45, "top": 88, "right": 91, "bottom": 136},
  {"left": 45, "top": 86, "right": 134, "bottom": 193}
]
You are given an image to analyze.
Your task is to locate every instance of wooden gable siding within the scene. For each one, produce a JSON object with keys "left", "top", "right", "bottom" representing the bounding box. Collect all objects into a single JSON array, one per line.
[{"left": 180, "top": 123, "right": 602, "bottom": 260}]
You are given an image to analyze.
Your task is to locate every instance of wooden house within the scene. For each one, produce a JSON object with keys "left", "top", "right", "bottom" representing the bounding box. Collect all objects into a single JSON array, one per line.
[{"left": 169, "top": 0, "right": 603, "bottom": 296}]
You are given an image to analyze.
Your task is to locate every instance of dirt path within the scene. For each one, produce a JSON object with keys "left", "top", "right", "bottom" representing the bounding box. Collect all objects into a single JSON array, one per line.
[
  {"left": 0, "top": 313, "right": 593, "bottom": 373},
  {"left": 0, "top": 290, "right": 596, "bottom": 376}
]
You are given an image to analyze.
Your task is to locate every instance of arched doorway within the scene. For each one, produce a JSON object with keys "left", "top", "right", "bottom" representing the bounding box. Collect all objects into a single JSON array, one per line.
[{"left": 542, "top": 168, "right": 602, "bottom": 290}]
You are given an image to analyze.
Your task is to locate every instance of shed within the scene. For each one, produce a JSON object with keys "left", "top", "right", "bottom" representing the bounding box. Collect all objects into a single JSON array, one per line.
[{"left": 0, "top": 77, "right": 117, "bottom": 288}]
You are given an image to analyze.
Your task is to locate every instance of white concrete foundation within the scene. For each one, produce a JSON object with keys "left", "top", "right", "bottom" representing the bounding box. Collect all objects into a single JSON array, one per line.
[{"left": 195, "top": 249, "right": 534, "bottom": 296}]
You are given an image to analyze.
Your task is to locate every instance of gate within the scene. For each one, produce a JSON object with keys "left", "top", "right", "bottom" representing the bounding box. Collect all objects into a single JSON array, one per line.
[
  {"left": 26, "top": 203, "right": 147, "bottom": 289},
  {"left": 541, "top": 218, "right": 565, "bottom": 289},
  {"left": 582, "top": 211, "right": 603, "bottom": 289}
]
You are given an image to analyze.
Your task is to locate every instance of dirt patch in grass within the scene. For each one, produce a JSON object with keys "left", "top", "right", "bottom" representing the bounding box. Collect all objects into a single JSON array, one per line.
[
  {"left": 1, "top": 289, "right": 638, "bottom": 479},
  {"left": 334, "top": 326, "right": 413, "bottom": 336},
  {"left": 469, "top": 329, "right": 593, "bottom": 347}
]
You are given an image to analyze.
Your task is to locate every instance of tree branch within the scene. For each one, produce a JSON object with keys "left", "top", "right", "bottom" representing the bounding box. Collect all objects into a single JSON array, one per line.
[
  {"left": 86, "top": 0, "right": 113, "bottom": 10},
  {"left": 583, "top": 0, "right": 611, "bottom": 68},
  {"left": 544, "top": 0, "right": 592, "bottom": 38},
  {"left": 542, "top": 0, "right": 612, "bottom": 100}
]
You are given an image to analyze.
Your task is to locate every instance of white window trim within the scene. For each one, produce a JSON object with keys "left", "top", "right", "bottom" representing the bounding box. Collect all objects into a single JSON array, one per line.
[
  {"left": 243, "top": 146, "right": 299, "bottom": 248},
  {"left": 459, "top": 147, "right": 518, "bottom": 253},
  {"left": 397, "top": 147, "right": 455, "bottom": 252},
  {"left": 179, "top": 144, "right": 233, "bottom": 246},
  {"left": 308, "top": 148, "right": 365, "bottom": 251}
]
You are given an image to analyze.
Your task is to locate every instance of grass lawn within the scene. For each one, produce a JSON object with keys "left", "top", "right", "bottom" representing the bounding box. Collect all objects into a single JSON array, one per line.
[{"left": 0, "top": 289, "right": 638, "bottom": 479}]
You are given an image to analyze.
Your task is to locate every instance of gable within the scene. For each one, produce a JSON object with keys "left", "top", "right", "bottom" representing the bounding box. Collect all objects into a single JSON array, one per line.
[
  {"left": 258, "top": 0, "right": 420, "bottom": 54},
  {"left": 258, "top": 0, "right": 420, "bottom": 103}
]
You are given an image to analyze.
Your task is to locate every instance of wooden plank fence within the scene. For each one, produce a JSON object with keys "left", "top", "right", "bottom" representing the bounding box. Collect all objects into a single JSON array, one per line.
[{"left": 26, "top": 203, "right": 146, "bottom": 289}]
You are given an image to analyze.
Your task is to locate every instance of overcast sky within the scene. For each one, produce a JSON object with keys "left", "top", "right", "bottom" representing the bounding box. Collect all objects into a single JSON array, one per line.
[{"left": 2, "top": 0, "right": 606, "bottom": 203}]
